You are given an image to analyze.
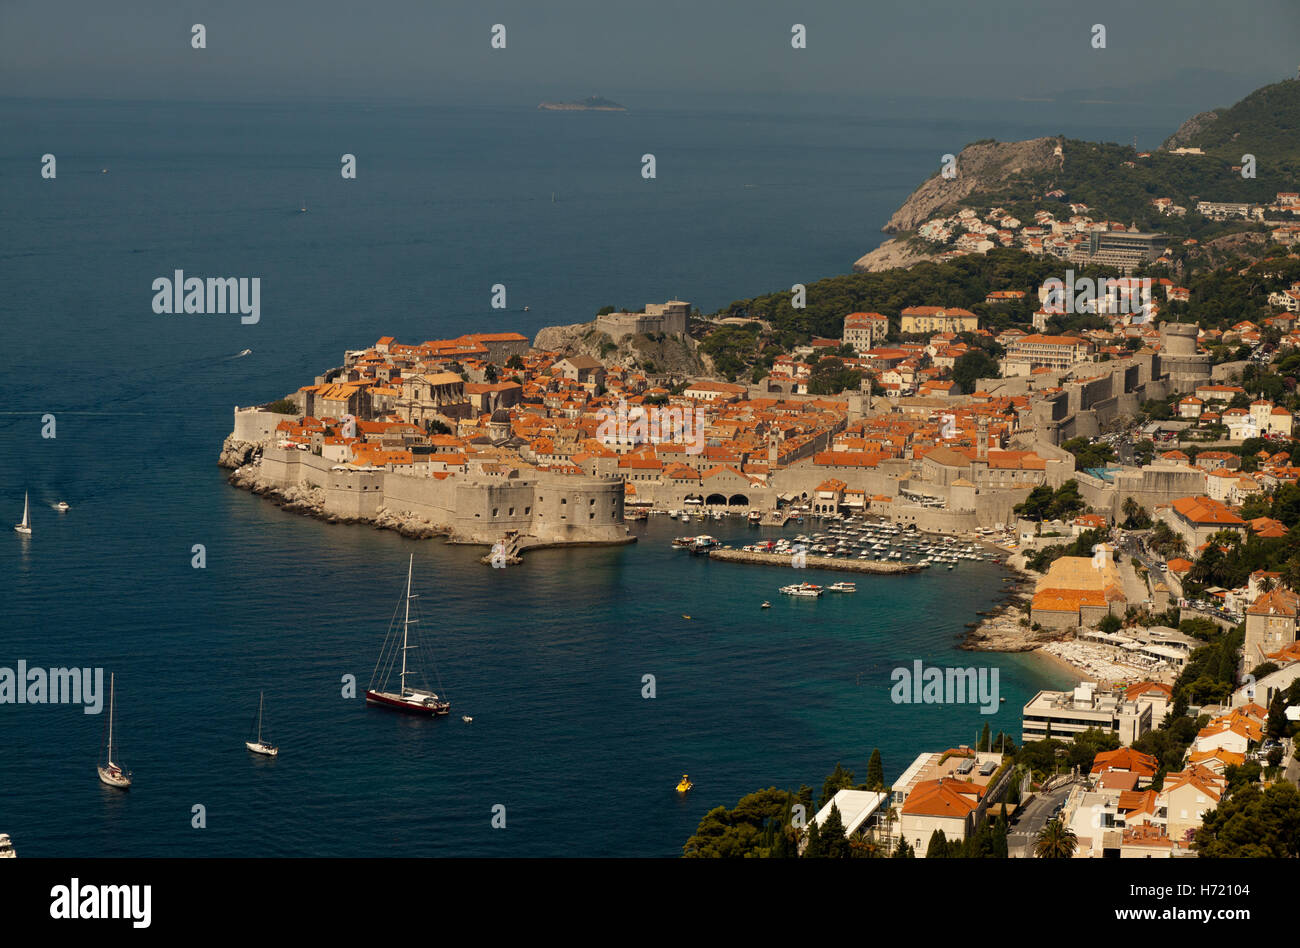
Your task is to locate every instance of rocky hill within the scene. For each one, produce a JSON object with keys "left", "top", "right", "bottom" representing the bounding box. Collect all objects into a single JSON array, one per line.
[
  {"left": 533, "top": 321, "right": 706, "bottom": 376},
  {"left": 879, "top": 137, "right": 1063, "bottom": 234},
  {"left": 1160, "top": 78, "right": 1300, "bottom": 161}
]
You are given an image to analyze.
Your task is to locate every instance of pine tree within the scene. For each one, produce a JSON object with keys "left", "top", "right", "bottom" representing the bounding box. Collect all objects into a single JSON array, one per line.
[
  {"left": 994, "top": 805, "right": 1010, "bottom": 858},
  {"left": 925, "top": 828, "right": 950, "bottom": 858},
  {"left": 819, "top": 763, "right": 855, "bottom": 808},
  {"left": 980, "top": 722, "right": 991, "bottom": 752},
  {"left": 821, "top": 803, "right": 851, "bottom": 858},
  {"left": 892, "top": 837, "right": 913, "bottom": 858},
  {"left": 803, "top": 819, "right": 823, "bottom": 858},
  {"left": 866, "top": 748, "right": 885, "bottom": 790}
]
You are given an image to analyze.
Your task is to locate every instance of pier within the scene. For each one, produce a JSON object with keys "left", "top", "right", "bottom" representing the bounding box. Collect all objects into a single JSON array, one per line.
[{"left": 707, "top": 548, "right": 922, "bottom": 574}]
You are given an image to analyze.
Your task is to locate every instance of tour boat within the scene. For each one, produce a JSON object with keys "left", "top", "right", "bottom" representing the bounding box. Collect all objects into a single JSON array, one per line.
[
  {"left": 676, "top": 774, "right": 693, "bottom": 793},
  {"left": 14, "top": 492, "right": 31, "bottom": 535},
  {"left": 748, "top": 510, "right": 762, "bottom": 524},
  {"left": 97, "top": 673, "right": 131, "bottom": 789},
  {"left": 245, "top": 691, "right": 278, "bottom": 757},
  {"left": 780, "top": 582, "right": 823, "bottom": 598},
  {"left": 826, "top": 582, "right": 857, "bottom": 593},
  {"left": 690, "top": 535, "right": 718, "bottom": 553},
  {"left": 54, "top": 501, "right": 70, "bottom": 512},
  {"left": 0, "top": 834, "right": 13, "bottom": 858},
  {"left": 365, "top": 555, "right": 451, "bottom": 716}
]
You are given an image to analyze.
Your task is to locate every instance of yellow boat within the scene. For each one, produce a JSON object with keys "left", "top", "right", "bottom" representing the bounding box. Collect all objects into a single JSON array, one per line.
[{"left": 676, "top": 774, "right": 692, "bottom": 793}]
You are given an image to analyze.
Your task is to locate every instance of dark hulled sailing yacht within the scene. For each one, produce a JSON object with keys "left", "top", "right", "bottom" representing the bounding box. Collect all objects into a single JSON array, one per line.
[{"left": 365, "top": 554, "right": 450, "bottom": 716}]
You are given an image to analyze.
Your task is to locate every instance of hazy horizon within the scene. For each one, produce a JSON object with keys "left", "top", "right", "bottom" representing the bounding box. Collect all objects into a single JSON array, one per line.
[{"left": 2, "top": 0, "right": 1297, "bottom": 109}]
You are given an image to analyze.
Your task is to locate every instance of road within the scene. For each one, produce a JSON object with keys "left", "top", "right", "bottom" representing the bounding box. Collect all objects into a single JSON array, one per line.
[{"left": 1007, "top": 784, "right": 1074, "bottom": 858}]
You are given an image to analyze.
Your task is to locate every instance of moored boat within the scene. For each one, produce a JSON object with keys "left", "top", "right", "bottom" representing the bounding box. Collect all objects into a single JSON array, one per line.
[
  {"left": 780, "top": 582, "right": 823, "bottom": 598},
  {"left": 365, "top": 555, "right": 451, "bottom": 717}
]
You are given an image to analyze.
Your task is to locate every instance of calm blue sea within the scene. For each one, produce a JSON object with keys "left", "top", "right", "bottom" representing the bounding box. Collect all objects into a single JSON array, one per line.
[{"left": 0, "top": 93, "right": 1183, "bottom": 856}]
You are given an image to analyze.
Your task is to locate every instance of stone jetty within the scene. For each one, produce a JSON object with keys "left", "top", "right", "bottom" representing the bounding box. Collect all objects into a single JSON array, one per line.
[{"left": 707, "top": 548, "right": 921, "bottom": 574}]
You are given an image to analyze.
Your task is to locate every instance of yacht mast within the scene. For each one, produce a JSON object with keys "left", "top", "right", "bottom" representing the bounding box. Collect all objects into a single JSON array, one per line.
[
  {"left": 107, "top": 673, "right": 115, "bottom": 763},
  {"left": 400, "top": 554, "right": 413, "bottom": 696}
]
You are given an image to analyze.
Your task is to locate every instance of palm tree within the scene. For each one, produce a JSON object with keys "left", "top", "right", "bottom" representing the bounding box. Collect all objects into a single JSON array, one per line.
[
  {"left": 1035, "top": 818, "right": 1078, "bottom": 859},
  {"left": 1122, "top": 496, "right": 1139, "bottom": 527}
]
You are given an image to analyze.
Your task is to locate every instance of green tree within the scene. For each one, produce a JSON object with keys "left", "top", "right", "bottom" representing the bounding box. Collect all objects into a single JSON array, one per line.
[
  {"left": 952, "top": 349, "right": 999, "bottom": 394},
  {"left": 264, "top": 398, "right": 298, "bottom": 415},
  {"left": 1034, "top": 818, "right": 1078, "bottom": 858},
  {"left": 866, "top": 749, "right": 885, "bottom": 790},
  {"left": 682, "top": 787, "right": 799, "bottom": 858},
  {"left": 819, "top": 804, "right": 851, "bottom": 859},
  {"left": 819, "top": 762, "right": 855, "bottom": 808},
  {"left": 1196, "top": 782, "right": 1300, "bottom": 857},
  {"left": 925, "top": 828, "right": 951, "bottom": 858}
]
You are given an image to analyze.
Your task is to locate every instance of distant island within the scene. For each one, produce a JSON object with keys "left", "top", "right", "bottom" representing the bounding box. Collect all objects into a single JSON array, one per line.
[{"left": 538, "top": 96, "right": 626, "bottom": 112}]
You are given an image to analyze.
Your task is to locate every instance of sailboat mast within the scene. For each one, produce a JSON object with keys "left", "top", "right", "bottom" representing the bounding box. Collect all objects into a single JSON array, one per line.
[
  {"left": 107, "top": 673, "right": 115, "bottom": 763},
  {"left": 22, "top": 492, "right": 28, "bottom": 527},
  {"left": 257, "top": 691, "right": 264, "bottom": 742},
  {"left": 400, "top": 554, "right": 412, "bottom": 695}
]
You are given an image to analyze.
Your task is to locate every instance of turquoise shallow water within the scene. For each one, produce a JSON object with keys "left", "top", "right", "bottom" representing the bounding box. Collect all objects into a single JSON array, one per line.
[{"left": 0, "top": 94, "right": 1169, "bottom": 855}]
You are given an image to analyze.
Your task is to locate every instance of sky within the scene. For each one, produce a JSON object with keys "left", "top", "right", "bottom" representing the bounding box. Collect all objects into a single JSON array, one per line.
[{"left": 1, "top": 0, "right": 1297, "bottom": 107}]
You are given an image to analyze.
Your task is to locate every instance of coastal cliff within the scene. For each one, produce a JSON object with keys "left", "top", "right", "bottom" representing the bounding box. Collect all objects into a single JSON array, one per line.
[
  {"left": 851, "top": 237, "right": 941, "bottom": 273},
  {"left": 879, "top": 137, "right": 1063, "bottom": 234},
  {"left": 852, "top": 136, "right": 1063, "bottom": 271},
  {"left": 218, "top": 436, "right": 259, "bottom": 470}
]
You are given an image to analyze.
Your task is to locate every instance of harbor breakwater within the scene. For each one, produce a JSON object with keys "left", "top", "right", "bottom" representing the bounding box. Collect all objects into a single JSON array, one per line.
[{"left": 707, "top": 548, "right": 921, "bottom": 574}]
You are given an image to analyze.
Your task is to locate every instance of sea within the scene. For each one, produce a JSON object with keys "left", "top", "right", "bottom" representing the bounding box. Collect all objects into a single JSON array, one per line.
[{"left": 0, "top": 91, "right": 1191, "bottom": 856}]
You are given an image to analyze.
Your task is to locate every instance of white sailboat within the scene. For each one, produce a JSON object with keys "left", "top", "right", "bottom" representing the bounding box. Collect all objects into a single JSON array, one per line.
[
  {"left": 97, "top": 673, "right": 131, "bottom": 789},
  {"left": 245, "top": 691, "right": 278, "bottom": 757},
  {"left": 14, "top": 492, "right": 31, "bottom": 535}
]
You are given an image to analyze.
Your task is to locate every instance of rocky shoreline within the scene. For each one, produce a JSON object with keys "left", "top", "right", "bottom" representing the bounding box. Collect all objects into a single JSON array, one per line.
[
  {"left": 959, "top": 560, "right": 1067, "bottom": 653},
  {"left": 219, "top": 435, "right": 636, "bottom": 550}
]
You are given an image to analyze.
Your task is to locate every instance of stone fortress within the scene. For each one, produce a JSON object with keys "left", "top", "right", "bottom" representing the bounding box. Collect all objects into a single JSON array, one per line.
[
  {"left": 595, "top": 300, "right": 690, "bottom": 341},
  {"left": 222, "top": 408, "right": 631, "bottom": 551}
]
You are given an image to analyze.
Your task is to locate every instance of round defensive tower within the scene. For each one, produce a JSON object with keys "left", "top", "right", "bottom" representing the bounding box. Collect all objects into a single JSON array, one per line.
[{"left": 1158, "top": 321, "right": 1210, "bottom": 392}]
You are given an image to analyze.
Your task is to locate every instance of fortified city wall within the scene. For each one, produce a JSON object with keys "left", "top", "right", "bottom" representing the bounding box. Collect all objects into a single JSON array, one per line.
[{"left": 249, "top": 442, "right": 629, "bottom": 546}]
